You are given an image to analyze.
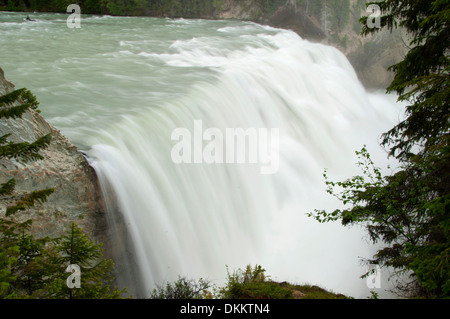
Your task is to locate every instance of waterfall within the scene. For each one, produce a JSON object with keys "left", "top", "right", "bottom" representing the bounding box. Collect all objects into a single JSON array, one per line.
[{"left": 86, "top": 27, "right": 402, "bottom": 298}]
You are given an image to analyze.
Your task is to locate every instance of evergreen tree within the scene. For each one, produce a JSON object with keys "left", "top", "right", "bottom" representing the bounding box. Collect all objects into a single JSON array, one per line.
[
  {"left": 1, "top": 89, "right": 125, "bottom": 298},
  {"left": 10, "top": 230, "right": 53, "bottom": 297},
  {"left": 310, "top": 0, "right": 449, "bottom": 298},
  {"left": 0, "top": 218, "right": 25, "bottom": 298},
  {"left": 361, "top": 0, "right": 449, "bottom": 159},
  {"left": 0, "top": 89, "right": 53, "bottom": 216},
  {"left": 46, "top": 223, "right": 126, "bottom": 299},
  {"left": 0, "top": 88, "right": 53, "bottom": 298}
]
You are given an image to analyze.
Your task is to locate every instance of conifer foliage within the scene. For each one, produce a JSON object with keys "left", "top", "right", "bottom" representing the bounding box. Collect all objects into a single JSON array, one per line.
[
  {"left": 0, "top": 89, "right": 126, "bottom": 298},
  {"left": 311, "top": 0, "right": 449, "bottom": 298},
  {"left": 47, "top": 223, "right": 125, "bottom": 299},
  {"left": 0, "top": 88, "right": 53, "bottom": 218},
  {"left": 0, "top": 89, "right": 53, "bottom": 217},
  {"left": 1, "top": 88, "right": 53, "bottom": 298}
]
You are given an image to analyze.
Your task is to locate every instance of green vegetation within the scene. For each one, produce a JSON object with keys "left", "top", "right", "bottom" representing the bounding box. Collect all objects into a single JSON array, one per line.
[
  {"left": 1, "top": 0, "right": 77, "bottom": 12},
  {"left": 0, "top": 89, "right": 53, "bottom": 222},
  {"left": 0, "top": 89, "right": 127, "bottom": 299},
  {"left": 219, "top": 265, "right": 293, "bottom": 299},
  {"left": 149, "top": 265, "right": 350, "bottom": 299},
  {"left": 149, "top": 276, "right": 212, "bottom": 299},
  {"left": 0, "top": 0, "right": 223, "bottom": 16},
  {"left": 218, "top": 265, "right": 348, "bottom": 299},
  {"left": 45, "top": 223, "right": 126, "bottom": 299},
  {"left": 0, "top": 219, "right": 127, "bottom": 298},
  {"left": 1, "top": 88, "right": 52, "bottom": 298},
  {"left": 310, "top": 0, "right": 449, "bottom": 299}
]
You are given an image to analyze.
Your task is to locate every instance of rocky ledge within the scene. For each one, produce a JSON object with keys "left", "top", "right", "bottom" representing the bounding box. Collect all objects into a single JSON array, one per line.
[{"left": 0, "top": 67, "right": 105, "bottom": 241}]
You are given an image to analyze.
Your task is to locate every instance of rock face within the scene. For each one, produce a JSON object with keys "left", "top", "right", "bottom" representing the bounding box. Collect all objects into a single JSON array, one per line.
[
  {"left": 264, "top": 4, "right": 326, "bottom": 41},
  {"left": 0, "top": 67, "right": 105, "bottom": 241},
  {"left": 216, "top": 0, "right": 407, "bottom": 90}
]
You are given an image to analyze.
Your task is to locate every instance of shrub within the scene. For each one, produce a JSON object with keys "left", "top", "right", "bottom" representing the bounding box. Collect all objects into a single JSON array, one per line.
[
  {"left": 219, "top": 264, "right": 293, "bottom": 299},
  {"left": 148, "top": 276, "right": 212, "bottom": 299}
]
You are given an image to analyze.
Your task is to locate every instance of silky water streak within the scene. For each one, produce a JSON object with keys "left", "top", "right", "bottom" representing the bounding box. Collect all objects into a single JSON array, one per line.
[{"left": 88, "top": 31, "right": 401, "bottom": 298}]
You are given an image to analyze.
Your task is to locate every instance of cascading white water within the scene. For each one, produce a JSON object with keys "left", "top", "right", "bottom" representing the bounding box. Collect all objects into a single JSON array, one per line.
[
  {"left": 88, "top": 30, "right": 401, "bottom": 298},
  {"left": 0, "top": 13, "right": 403, "bottom": 298}
]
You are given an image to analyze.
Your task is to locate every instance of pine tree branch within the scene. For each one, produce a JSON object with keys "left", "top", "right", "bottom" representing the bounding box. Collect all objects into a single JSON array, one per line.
[
  {"left": 0, "top": 88, "right": 25, "bottom": 106},
  {"left": 0, "top": 178, "right": 16, "bottom": 197},
  {"left": 0, "top": 133, "right": 12, "bottom": 145},
  {"left": 0, "top": 133, "right": 52, "bottom": 162},
  {"left": 6, "top": 188, "right": 55, "bottom": 217},
  {"left": 0, "top": 103, "right": 33, "bottom": 119},
  {"left": 0, "top": 88, "right": 39, "bottom": 111}
]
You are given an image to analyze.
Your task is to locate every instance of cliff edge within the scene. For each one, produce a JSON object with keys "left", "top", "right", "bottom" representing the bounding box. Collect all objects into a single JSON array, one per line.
[{"left": 0, "top": 67, "right": 105, "bottom": 241}]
